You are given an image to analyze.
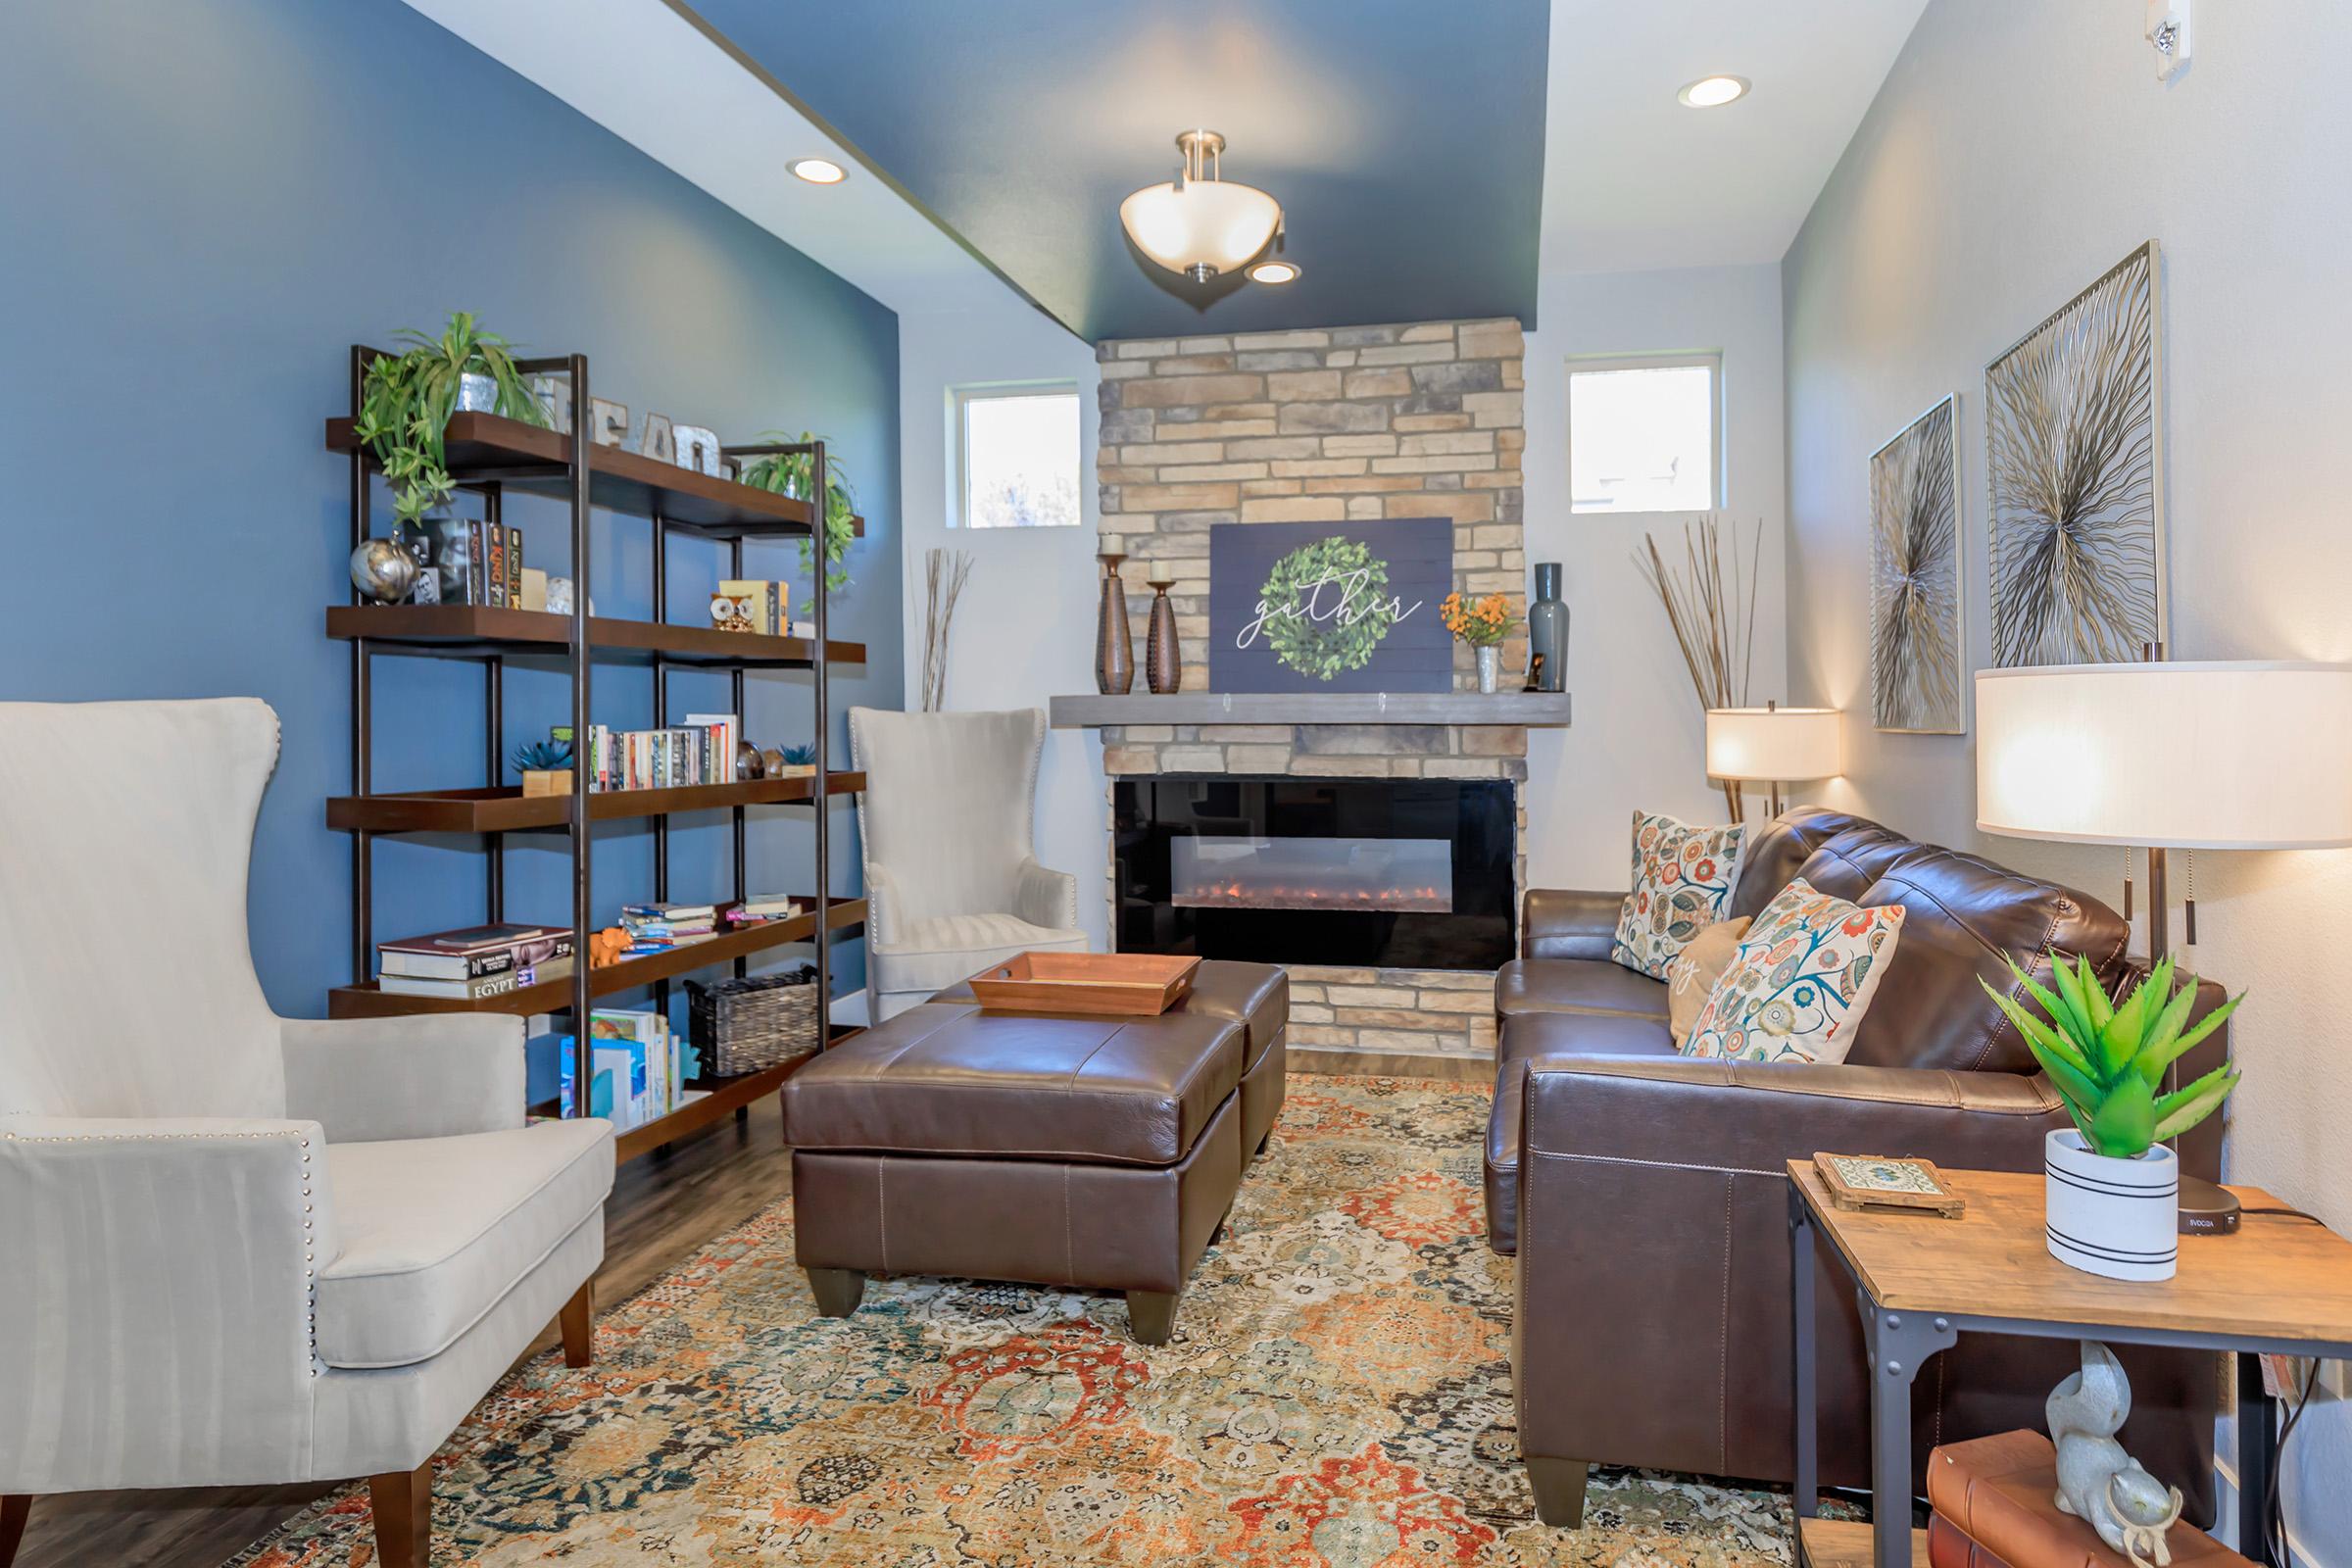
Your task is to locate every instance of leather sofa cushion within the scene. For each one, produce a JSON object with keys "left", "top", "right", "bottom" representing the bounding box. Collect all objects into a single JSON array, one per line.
[
  {"left": 931, "top": 958, "right": 1288, "bottom": 1076},
  {"left": 785, "top": 1002, "right": 1244, "bottom": 1166},
  {"left": 1483, "top": 1008, "right": 1676, "bottom": 1254},
  {"left": 1494, "top": 956, "right": 1670, "bottom": 1022},
  {"left": 317, "top": 1118, "right": 613, "bottom": 1370}
]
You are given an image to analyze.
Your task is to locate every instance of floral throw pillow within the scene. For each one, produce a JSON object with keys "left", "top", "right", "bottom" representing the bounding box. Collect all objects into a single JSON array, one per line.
[
  {"left": 1610, "top": 809, "right": 1747, "bottom": 980},
  {"left": 1681, "top": 877, "right": 1907, "bottom": 1065}
]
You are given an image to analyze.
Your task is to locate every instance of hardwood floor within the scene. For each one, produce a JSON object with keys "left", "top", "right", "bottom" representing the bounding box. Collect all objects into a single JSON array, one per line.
[
  {"left": 12, "top": 1104, "right": 796, "bottom": 1568},
  {"left": 15, "top": 1054, "right": 1488, "bottom": 1567}
]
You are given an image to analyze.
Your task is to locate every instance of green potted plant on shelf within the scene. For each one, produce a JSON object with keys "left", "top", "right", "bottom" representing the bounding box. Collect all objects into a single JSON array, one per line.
[
  {"left": 738, "top": 434, "right": 858, "bottom": 593},
  {"left": 353, "top": 311, "right": 548, "bottom": 527},
  {"left": 1981, "top": 953, "right": 2242, "bottom": 1282}
]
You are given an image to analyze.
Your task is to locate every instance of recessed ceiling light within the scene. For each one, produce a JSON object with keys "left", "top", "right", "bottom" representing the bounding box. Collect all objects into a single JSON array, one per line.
[
  {"left": 1677, "top": 74, "right": 1750, "bottom": 108},
  {"left": 789, "top": 157, "right": 847, "bottom": 185},
  {"left": 1247, "top": 260, "right": 1301, "bottom": 284}
]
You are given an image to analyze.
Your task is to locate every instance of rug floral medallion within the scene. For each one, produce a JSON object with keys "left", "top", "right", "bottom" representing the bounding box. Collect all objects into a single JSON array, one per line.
[{"left": 234, "top": 1076, "right": 1810, "bottom": 1567}]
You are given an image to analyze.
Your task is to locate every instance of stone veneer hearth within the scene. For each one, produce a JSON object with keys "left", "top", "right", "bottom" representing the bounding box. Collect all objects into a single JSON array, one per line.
[{"left": 1092, "top": 317, "right": 1532, "bottom": 1062}]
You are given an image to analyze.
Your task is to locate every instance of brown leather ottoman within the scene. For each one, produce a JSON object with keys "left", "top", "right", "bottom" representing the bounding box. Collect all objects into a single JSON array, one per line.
[
  {"left": 782, "top": 997, "right": 1248, "bottom": 1345},
  {"left": 928, "top": 958, "right": 1289, "bottom": 1176}
]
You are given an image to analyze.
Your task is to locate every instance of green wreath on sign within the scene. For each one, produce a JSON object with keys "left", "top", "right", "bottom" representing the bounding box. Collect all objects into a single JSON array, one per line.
[{"left": 1259, "top": 536, "right": 1396, "bottom": 681}]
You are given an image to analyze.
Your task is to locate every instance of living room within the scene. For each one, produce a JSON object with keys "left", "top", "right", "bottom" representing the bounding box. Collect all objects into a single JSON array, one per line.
[{"left": 4, "top": 3, "right": 2349, "bottom": 1567}]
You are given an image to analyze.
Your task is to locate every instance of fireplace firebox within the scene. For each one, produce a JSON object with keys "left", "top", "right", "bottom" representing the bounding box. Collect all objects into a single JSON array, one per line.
[{"left": 1114, "top": 776, "right": 1514, "bottom": 969}]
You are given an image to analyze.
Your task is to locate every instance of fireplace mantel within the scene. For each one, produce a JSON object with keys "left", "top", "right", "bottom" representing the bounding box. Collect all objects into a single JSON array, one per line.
[{"left": 1049, "top": 692, "right": 1571, "bottom": 728}]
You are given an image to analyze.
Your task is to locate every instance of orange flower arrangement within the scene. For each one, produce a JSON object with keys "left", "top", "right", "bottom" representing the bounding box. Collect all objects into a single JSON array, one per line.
[{"left": 1440, "top": 590, "right": 1518, "bottom": 648}]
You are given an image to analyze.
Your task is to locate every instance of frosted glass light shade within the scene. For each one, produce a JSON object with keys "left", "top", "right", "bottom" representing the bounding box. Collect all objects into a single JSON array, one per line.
[
  {"left": 1976, "top": 662, "right": 2352, "bottom": 850},
  {"left": 1120, "top": 178, "right": 1282, "bottom": 278},
  {"left": 1705, "top": 708, "right": 1842, "bottom": 782}
]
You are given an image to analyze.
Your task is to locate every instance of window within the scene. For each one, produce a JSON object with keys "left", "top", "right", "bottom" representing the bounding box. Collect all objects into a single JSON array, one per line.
[
  {"left": 1567, "top": 355, "right": 1721, "bottom": 514},
  {"left": 956, "top": 384, "right": 1081, "bottom": 527}
]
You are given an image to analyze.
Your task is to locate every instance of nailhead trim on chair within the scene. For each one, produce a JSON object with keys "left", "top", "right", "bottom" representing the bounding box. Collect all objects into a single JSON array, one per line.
[{"left": 2, "top": 1125, "right": 322, "bottom": 1374}]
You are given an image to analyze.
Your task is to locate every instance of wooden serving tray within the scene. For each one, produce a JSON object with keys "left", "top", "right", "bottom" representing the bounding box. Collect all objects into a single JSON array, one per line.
[{"left": 966, "top": 952, "right": 1201, "bottom": 1016}]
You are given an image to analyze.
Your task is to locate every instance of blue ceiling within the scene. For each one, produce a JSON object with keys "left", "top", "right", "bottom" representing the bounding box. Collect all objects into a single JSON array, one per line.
[{"left": 687, "top": 0, "right": 1550, "bottom": 343}]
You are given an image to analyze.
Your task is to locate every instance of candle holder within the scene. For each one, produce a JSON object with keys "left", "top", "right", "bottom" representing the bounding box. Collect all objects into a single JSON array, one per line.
[
  {"left": 1095, "top": 546, "right": 1135, "bottom": 696},
  {"left": 1145, "top": 569, "right": 1182, "bottom": 694}
]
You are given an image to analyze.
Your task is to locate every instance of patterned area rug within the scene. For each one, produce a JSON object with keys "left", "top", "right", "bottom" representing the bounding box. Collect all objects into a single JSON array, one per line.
[{"left": 235, "top": 1075, "right": 1809, "bottom": 1566}]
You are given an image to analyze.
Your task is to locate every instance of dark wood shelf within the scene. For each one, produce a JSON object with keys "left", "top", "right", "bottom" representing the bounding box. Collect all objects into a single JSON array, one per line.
[
  {"left": 609, "top": 1022, "right": 862, "bottom": 1162},
  {"left": 328, "top": 896, "right": 867, "bottom": 1019},
  {"left": 325, "top": 411, "right": 867, "bottom": 539},
  {"left": 328, "top": 771, "right": 863, "bottom": 833},
  {"left": 326, "top": 603, "right": 865, "bottom": 667}
]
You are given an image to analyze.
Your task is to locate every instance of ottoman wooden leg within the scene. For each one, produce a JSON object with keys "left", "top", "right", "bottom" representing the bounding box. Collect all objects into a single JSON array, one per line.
[
  {"left": 808, "top": 1267, "right": 866, "bottom": 1317},
  {"left": 1526, "top": 1457, "right": 1590, "bottom": 1528},
  {"left": 1126, "top": 1290, "right": 1179, "bottom": 1346}
]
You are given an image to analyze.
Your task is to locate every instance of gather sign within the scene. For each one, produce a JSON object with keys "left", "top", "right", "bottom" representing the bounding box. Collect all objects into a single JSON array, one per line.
[{"left": 1207, "top": 518, "right": 1454, "bottom": 694}]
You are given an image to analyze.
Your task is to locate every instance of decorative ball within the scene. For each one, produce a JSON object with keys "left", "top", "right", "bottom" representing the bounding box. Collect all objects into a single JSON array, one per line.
[
  {"left": 350, "top": 538, "right": 419, "bottom": 604},
  {"left": 736, "top": 741, "right": 765, "bottom": 780},
  {"left": 760, "top": 747, "right": 790, "bottom": 777}
]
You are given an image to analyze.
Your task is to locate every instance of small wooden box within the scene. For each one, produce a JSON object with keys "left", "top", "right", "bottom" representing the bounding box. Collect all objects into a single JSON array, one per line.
[
  {"left": 520, "top": 769, "right": 574, "bottom": 798},
  {"left": 966, "top": 952, "right": 1200, "bottom": 1017}
]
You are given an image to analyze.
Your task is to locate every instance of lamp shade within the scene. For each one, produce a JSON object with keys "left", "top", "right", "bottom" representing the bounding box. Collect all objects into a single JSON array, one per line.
[
  {"left": 1119, "top": 178, "right": 1282, "bottom": 278},
  {"left": 1976, "top": 662, "right": 2352, "bottom": 850},
  {"left": 1704, "top": 707, "right": 1842, "bottom": 782}
]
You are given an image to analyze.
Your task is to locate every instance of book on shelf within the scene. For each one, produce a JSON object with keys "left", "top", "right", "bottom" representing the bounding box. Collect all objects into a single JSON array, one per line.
[
  {"left": 722, "top": 894, "right": 804, "bottom": 926},
  {"left": 486, "top": 523, "right": 506, "bottom": 609},
  {"left": 376, "top": 922, "right": 572, "bottom": 981},
  {"left": 559, "top": 1007, "right": 693, "bottom": 1130},
  {"left": 376, "top": 956, "right": 570, "bottom": 999},
  {"left": 583, "top": 715, "right": 740, "bottom": 793},
  {"left": 1926, "top": 1430, "right": 2246, "bottom": 1568},
  {"left": 506, "top": 523, "right": 523, "bottom": 606}
]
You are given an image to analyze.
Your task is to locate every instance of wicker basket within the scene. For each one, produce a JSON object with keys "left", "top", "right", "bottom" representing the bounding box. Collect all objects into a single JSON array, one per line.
[{"left": 687, "top": 965, "right": 820, "bottom": 1077}]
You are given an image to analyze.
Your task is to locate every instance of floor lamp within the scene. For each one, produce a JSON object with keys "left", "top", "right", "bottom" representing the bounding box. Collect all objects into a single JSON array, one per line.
[
  {"left": 1705, "top": 703, "right": 1843, "bottom": 820},
  {"left": 1976, "top": 661, "right": 2352, "bottom": 1231}
]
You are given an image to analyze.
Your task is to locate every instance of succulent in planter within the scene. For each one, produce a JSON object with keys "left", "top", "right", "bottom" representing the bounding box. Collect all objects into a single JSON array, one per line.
[
  {"left": 737, "top": 433, "right": 858, "bottom": 593},
  {"left": 511, "top": 738, "right": 573, "bottom": 777},
  {"left": 780, "top": 742, "right": 818, "bottom": 768},
  {"left": 1981, "top": 953, "right": 2241, "bottom": 1157},
  {"left": 353, "top": 312, "right": 549, "bottom": 525},
  {"left": 1983, "top": 952, "right": 2244, "bottom": 1281}
]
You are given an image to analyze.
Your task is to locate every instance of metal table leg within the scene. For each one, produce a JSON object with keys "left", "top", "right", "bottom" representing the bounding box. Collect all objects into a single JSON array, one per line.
[
  {"left": 1789, "top": 1181, "right": 1819, "bottom": 1521},
  {"left": 1857, "top": 1293, "right": 1956, "bottom": 1568},
  {"left": 2239, "top": 1349, "right": 2278, "bottom": 1566}
]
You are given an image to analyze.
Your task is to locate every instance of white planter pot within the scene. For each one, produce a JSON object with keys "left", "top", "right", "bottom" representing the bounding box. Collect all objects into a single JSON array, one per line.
[{"left": 2044, "top": 1129, "right": 2178, "bottom": 1281}]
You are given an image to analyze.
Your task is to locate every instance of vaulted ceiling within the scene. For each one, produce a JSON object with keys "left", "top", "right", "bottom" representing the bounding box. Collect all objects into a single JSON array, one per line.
[{"left": 684, "top": 0, "right": 1550, "bottom": 342}]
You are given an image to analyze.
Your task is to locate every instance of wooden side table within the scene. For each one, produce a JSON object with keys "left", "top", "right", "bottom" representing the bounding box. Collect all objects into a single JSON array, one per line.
[{"left": 1787, "top": 1160, "right": 2352, "bottom": 1568}]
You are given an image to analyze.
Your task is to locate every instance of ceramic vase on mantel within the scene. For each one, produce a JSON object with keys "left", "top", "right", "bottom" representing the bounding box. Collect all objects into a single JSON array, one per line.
[
  {"left": 1527, "top": 562, "right": 1568, "bottom": 691},
  {"left": 2044, "top": 1129, "right": 2179, "bottom": 1282},
  {"left": 1095, "top": 546, "right": 1135, "bottom": 696},
  {"left": 1145, "top": 570, "right": 1182, "bottom": 694}
]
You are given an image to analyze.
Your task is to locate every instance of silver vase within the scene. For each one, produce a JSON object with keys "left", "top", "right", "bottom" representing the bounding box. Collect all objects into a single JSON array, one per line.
[{"left": 1476, "top": 644, "right": 1501, "bottom": 695}]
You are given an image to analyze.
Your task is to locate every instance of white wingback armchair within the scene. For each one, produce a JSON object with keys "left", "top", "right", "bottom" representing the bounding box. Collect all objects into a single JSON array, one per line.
[
  {"left": 0, "top": 700, "right": 613, "bottom": 1568},
  {"left": 849, "top": 707, "right": 1088, "bottom": 1020}
]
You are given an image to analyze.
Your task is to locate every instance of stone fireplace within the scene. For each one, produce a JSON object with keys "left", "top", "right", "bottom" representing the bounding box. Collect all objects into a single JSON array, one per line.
[{"left": 1070, "top": 315, "right": 1544, "bottom": 1063}]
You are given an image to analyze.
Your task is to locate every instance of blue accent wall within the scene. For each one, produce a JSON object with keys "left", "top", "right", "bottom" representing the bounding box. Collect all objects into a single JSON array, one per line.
[{"left": 0, "top": 0, "right": 902, "bottom": 1041}]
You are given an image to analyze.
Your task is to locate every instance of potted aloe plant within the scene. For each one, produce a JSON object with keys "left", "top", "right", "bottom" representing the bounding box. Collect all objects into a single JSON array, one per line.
[
  {"left": 1982, "top": 954, "right": 2241, "bottom": 1281},
  {"left": 353, "top": 312, "right": 547, "bottom": 526}
]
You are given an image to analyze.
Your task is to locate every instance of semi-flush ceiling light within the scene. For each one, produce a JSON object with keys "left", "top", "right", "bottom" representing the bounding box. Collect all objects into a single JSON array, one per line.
[
  {"left": 1246, "top": 260, "right": 1301, "bottom": 285},
  {"left": 1120, "top": 130, "right": 1284, "bottom": 282},
  {"left": 789, "top": 157, "right": 847, "bottom": 185},
  {"left": 1677, "top": 74, "right": 1750, "bottom": 108}
]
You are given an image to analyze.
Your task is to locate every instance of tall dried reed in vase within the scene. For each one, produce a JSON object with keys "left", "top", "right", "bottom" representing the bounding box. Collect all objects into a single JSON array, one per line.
[
  {"left": 918, "top": 548, "right": 973, "bottom": 712},
  {"left": 1635, "top": 517, "right": 1761, "bottom": 822}
]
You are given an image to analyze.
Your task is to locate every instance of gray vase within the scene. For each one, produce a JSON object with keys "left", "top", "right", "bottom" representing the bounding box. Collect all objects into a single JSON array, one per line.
[{"left": 1527, "top": 562, "right": 1568, "bottom": 691}]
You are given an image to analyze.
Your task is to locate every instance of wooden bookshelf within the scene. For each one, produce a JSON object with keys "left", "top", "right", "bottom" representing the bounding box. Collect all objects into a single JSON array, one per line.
[
  {"left": 609, "top": 1025, "right": 862, "bottom": 1162},
  {"left": 328, "top": 771, "right": 863, "bottom": 833},
  {"left": 326, "top": 603, "right": 865, "bottom": 667},
  {"left": 325, "top": 411, "right": 866, "bottom": 539},
  {"left": 1795, "top": 1519, "right": 1929, "bottom": 1568},
  {"left": 328, "top": 896, "right": 866, "bottom": 1019}
]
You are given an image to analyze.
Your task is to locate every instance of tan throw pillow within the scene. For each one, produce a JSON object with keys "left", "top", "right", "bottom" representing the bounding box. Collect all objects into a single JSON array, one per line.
[
  {"left": 1681, "top": 878, "right": 1906, "bottom": 1065},
  {"left": 1667, "top": 916, "right": 1751, "bottom": 1047}
]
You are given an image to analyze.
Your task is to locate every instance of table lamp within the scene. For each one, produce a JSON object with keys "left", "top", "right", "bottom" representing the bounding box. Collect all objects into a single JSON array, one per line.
[
  {"left": 1976, "top": 661, "right": 2352, "bottom": 1230},
  {"left": 1705, "top": 702, "right": 1844, "bottom": 818}
]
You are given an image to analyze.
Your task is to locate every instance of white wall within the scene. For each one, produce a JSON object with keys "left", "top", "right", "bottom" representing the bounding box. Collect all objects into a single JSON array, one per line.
[
  {"left": 1782, "top": 3, "right": 2352, "bottom": 1556},
  {"left": 896, "top": 304, "right": 1110, "bottom": 950},
  {"left": 1523, "top": 263, "right": 1790, "bottom": 889}
]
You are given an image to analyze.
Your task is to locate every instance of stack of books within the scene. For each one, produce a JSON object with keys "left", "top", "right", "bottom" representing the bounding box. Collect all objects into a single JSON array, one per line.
[
  {"left": 1927, "top": 1431, "right": 2243, "bottom": 1568},
  {"left": 558, "top": 1007, "right": 702, "bottom": 1130},
  {"left": 721, "top": 893, "right": 804, "bottom": 928},
  {"left": 584, "top": 713, "right": 739, "bottom": 793},
  {"left": 396, "top": 516, "right": 524, "bottom": 609},
  {"left": 375, "top": 922, "right": 573, "bottom": 1000},
  {"left": 620, "top": 902, "right": 717, "bottom": 952}
]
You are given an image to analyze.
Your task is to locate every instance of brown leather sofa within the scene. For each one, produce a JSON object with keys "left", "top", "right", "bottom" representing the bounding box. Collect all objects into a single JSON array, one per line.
[{"left": 1490, "top": 808, "right": 2230, "bottom": 1529}]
